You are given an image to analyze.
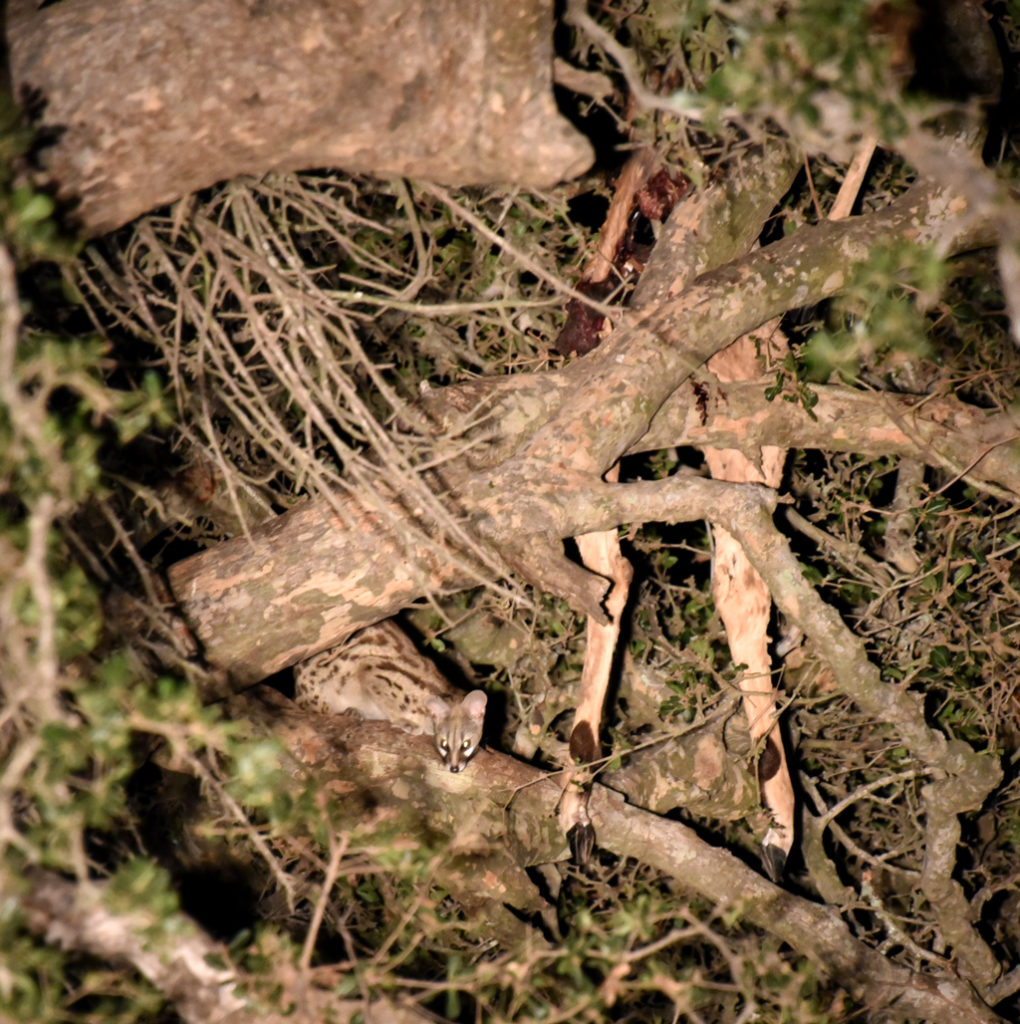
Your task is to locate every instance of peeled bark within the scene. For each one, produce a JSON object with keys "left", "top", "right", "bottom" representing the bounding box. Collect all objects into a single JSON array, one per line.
[{"left": 6, "top": 0, "right": 592, "bottom": 235}]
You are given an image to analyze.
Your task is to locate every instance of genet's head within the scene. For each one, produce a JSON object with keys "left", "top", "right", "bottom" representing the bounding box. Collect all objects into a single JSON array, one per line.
[{"left": 427, "top": 689, "right": 487, "bottom": 772}]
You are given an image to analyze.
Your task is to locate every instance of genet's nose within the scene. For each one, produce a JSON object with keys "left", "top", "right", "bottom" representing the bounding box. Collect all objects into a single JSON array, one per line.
[{"left": 449, "top": 764, "right": 462, "bottom": 773}]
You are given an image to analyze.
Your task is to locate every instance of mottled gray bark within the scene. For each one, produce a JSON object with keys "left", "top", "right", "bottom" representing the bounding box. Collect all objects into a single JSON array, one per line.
[{"left": 6, "top": 0, "right": 592, "bottom": 234}]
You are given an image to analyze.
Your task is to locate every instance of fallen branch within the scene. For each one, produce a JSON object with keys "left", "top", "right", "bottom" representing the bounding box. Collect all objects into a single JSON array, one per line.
[
  {"left": 240, "top": 687, "right": 1006, "bottom": 1024},
  {"left": 167, "top": 173, "right": 1000, "bottom": 677},
  {"left": 16, "top": 867, "right": 441, "bottom": 1024}
]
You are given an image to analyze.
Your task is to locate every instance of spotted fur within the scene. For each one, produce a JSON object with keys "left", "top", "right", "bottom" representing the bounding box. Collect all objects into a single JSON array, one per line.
[{"left": 294, "top": 621, "right": 486, "bottom": 771}]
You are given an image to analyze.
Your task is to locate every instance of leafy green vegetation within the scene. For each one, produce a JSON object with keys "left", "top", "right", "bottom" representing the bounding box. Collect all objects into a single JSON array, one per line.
[{"left": 3, "top": 1, "right": 1020, "bottom": 1021}]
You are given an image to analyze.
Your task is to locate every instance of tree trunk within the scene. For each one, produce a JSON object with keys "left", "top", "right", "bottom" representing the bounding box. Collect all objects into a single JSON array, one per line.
[{"left": 6, "top": 0, "right": 592, "bottom": 235}]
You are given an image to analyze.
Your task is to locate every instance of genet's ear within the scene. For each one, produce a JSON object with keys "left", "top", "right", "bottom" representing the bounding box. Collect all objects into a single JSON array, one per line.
[
  {"left": 426, "top": 696, "right": 449, "bottom": 720},
  {"left": 462, "top": 689, "right": 487, "bottom": 720}
]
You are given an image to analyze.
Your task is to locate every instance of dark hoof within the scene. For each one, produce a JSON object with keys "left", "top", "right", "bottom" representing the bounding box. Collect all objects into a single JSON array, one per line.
[
  {"left": 762, "top": 843, "right": 787, "bottom": 882},
  {"left": 568, "top": 822, "right": 596, "bottom": 865}
]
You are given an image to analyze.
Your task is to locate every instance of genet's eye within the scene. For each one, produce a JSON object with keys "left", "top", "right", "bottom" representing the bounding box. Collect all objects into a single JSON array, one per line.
[
  {"left": 462, "top": 740, "right": 471, "bottom": 750},
  {"left": 439, "top": 739, "right": 448, "bottom": 751}
]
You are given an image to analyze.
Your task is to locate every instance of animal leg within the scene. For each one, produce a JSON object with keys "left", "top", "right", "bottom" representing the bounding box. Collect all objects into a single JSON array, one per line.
[
  {"left": 559, "top": 473, "right": 633, "bottom": 863},
  {"left": 708, "top": 520, "right": 794, "bottom": 880},
  {"left": 704, "top": 330, "right": 794, "bottom": 880},
  {"left": 698, "top": 136, "right": 876, "bottom": 877}
]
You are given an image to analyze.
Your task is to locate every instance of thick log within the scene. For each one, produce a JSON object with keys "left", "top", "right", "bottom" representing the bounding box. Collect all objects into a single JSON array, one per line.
[
  {"left": 167, "top": 488, "right": 473, "bottom": 683},
  {"left": 6, "top": 0, "right": 592, "bottom": 235}
]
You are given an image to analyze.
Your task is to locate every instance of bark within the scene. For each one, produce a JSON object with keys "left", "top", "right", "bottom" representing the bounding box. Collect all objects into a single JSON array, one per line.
[
  {"left": 21, "top": 686, "right": 1001, "bottom": 1022},
  {"left": 20, "top": 868, "right": 246, "bottom": 1024},
  {"left": 166, "top": 172, "right": 1002, "bottom": 682},
  {"left": 646, "top": 377, "right": 1020, "bottom": 497},
  {"left": 422, "top": 180, "right": 995, "bottom": 617},
  {"left": 259, "top": 688, "right": 551, "bottom": 940},
  {"left": 473, "top": 182, "right": 993, "bottom": 488},
  {"left": 427, "top": 369, "right": 1020, "bottom": 496},
  {"left": 236, "top": 685, "right": 1005, "bottom": 1024},
  {"left": 6, "top": 0, "right": 592, "bottom": 235},
  {"left": 601, "top": 657, "right": 761, "bottom": 823},
  {"left": 164, "top": 148, "right": 801, "bottom": 680},
  {"left": 168, "top": 485, "right": 474, "bottom": 686},
  {"left": 17, "top": 867, "right": 434, "bottom": 1024}
]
